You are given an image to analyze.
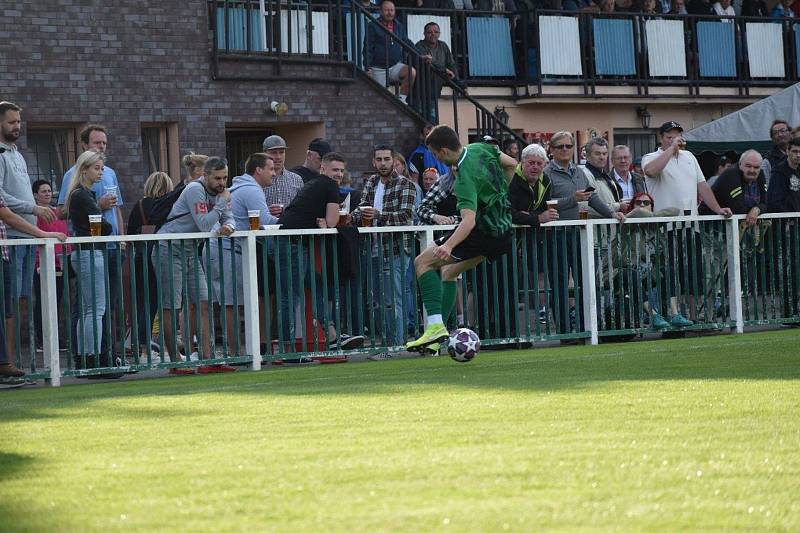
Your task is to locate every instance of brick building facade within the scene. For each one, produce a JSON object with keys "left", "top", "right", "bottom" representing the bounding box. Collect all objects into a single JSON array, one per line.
[{"left": 2, "top": 0, "right": 421, "bottom": 210}]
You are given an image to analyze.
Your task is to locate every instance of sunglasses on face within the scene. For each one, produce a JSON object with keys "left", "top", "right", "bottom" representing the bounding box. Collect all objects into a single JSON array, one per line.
[
  {"left": 634, "top": 200, "right": 652, "bottom": 206},
  {"left": 552, "top": 144, "right": 574, "bottom": 150}
]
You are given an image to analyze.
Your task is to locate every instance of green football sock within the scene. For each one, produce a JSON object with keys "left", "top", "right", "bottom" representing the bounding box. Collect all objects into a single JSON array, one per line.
[
  {"left": 441, "top": 280, "right": 457, "bottom": 324},
  {"left": 418, "top": 270, "right": 443, "bottom": 316}
]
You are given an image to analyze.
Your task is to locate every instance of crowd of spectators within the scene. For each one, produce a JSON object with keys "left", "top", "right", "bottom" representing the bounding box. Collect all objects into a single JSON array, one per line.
[
  {"left": 1, "top": 98, "right": 800, "bottom": 378},
  {"left": 361, "top": 0, "right": 798, "bottom": 16}
]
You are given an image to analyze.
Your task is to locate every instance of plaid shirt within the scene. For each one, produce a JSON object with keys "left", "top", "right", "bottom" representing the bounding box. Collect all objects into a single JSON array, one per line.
[
  {"left": 353, "top": 172, "right": 416, "bottom": 255},
  {"left": 0, "top": 195, "right": 8, "bottom": 261},
  {"left": 263, "top": 168, "right": 304, "bottom": 207},
  {"left": 416, "top": 177, "right": 461, "bottom": 226}
]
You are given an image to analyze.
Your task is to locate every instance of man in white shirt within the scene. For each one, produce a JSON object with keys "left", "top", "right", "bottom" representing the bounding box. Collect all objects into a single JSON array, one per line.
[
  {"left": 642, "top": 121, "right": 732, "bottom": 326},
  {"left": 611, "top": 144, "right": 647, "bottom": 201},
  {"left": 642, "top": 121, "right": 732, "bottom": 217}
]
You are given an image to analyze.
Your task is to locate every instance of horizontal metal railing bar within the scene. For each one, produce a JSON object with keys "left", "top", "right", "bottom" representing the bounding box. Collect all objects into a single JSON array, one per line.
[{"left": 0, "top": 214, "right": 794, "bottom": 247}]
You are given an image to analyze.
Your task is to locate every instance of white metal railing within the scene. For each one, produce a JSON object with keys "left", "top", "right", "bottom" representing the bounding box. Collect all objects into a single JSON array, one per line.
[{"left": 1, "top": 213, "right": 796, "bottom": 386}]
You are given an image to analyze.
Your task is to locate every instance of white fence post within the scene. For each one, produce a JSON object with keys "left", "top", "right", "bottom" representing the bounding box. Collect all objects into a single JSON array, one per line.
[
  {"left": 725, "top": 218, "right": 744, "bottom": 333},
  {"left": 40, "top": 241, "right": 60, "bottom": 387},
  {"left": 241, "top": 234, "right": 262, "bottom": 370},
  {"left": 580, "top": 221, "right": 599, "bottom": 345}
]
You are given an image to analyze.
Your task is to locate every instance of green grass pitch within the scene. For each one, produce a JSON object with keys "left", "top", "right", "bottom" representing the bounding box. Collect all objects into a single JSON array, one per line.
[{"left": 1, "top": 330, "right": 798, "bottom": 531}]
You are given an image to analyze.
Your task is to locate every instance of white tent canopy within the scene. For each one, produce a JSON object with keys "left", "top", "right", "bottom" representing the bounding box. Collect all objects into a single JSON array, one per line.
[{"left": 684, "top": 82, "right": 800, "bottom": 144}]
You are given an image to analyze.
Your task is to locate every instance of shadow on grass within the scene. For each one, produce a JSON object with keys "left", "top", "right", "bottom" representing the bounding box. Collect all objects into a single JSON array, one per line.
[
  {"left": 1, "top": 330, "right": 798, "bottom": 423},
  {"left": 0, "top": 452, "right": 65, "bottom": 530}
]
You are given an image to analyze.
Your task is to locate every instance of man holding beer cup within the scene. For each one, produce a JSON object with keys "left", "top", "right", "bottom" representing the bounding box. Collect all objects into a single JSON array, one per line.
[
  {"left": 352, "top": 145, "right": 417, "bottom": 355},
  {"left": 642, "top": 121, "right": 732, "bottom": 218},
  {"left": 642, "top": 121, "right": 732, "bottom": 324},
  {"left": 542, "top": 131, "right": 624, "bottom": 337},
  {"left": 277, "top": 152, "right": 365, "bottom": 351},
  {"left": 209, "top": 153, "right": 278, "bottom": 354}
]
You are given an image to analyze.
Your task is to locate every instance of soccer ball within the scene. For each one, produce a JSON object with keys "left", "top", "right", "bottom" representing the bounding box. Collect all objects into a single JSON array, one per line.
[{"left": 447, "top": 328, "right": 480, "bottom": 363}]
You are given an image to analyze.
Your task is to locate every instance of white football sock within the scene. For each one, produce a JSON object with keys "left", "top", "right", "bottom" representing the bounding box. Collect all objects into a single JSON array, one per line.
[{"left": 426, "top": 314, "right": 443, "bottom": 327}]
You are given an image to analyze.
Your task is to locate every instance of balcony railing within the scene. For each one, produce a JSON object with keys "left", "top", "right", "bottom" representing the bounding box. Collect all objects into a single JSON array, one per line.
[{"left": 209, "top": 1, "right": 800, "bottom": 97}]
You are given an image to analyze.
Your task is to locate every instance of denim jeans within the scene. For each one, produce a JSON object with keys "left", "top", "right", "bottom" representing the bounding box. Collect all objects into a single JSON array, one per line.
[
  {"left": 545, "top": 229, "right": 582, "bottom": 334},
  {"left": 0, "top": 260, "right": 11, "bottom": 365},
  {"left": 370, "top": 251, "right": 408, "bottom": 346},
  {"left": 10, "top": 238, "right": 34, "bottom": 299},
  {"left": 276, "top": 239, "right": 329, "bottom": 343},
  {"left": 71, "top": 249, "right": 106, "bottom": 356}
]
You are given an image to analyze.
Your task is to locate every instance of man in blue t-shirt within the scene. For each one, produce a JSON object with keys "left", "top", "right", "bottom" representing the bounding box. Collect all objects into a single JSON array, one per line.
[{"left": 57, "top": 124, "right": 126, "bottom": 356}]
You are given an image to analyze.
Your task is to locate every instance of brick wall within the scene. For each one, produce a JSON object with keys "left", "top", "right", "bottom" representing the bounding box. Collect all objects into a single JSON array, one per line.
[{"left": 1, "top": 1, "right": 422, "bottom": 210}]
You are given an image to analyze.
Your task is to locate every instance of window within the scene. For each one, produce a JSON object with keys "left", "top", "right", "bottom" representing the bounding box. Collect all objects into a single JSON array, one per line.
[
  {"left": 25, "top": 126, "right": 79, "bottom": 200},
  {"left": 225, "top": 128, "right": 275, "bottom": 179},
  {"left": 613, "top": 129, "right": 657, "bottom": 162},
  {"left": 141, "top": 124, "right": 179, "bottom": 180}
]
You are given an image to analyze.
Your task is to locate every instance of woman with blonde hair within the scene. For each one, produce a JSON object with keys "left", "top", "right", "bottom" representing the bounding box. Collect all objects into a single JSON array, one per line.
[
  {"left": 65, "top": 150, "right": 112, "bottom": 369},
  {"left": 127, "top": 171, "right": 176, "bottom": 365},
  {"left": 182, "top": 152, "right": 208, "bottom": 184}
]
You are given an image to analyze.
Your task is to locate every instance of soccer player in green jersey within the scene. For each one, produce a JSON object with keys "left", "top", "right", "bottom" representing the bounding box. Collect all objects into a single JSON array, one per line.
[{"left": 406, "top": 125, "right": 518, "bottom": 353}]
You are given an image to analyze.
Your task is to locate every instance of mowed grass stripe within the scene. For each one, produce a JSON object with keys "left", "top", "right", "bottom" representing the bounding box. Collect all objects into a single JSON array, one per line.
[{"left": 1, "top": 330, "right": 798, "bottom": 531}]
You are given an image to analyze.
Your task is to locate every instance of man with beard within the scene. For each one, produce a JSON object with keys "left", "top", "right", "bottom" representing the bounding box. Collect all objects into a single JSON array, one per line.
[
  {"left": 154, "top": 156, "right": 236, "bottom": 374},
  {"left": 352, "top": 144, "right": 416, "bottom": 358},
  {"left": 0, "top": 102, "right": 58, "bottom": 357}
]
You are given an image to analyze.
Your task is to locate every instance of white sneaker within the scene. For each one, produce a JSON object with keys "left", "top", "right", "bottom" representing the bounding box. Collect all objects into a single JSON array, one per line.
[
  {"left": 139, "top": 352, "right": 162, "bottom": 365},
  {"left": 367, "top": 352, "right": 392, "bottom": 361}
]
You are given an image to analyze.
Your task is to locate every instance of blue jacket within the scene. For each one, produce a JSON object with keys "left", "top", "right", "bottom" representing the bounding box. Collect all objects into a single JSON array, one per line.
[
  {"left": 365, "top": 18, "right": 410, "bottom": 69},
  {"left": 408, "top": 143, "right": 449, "bottom": 176}
]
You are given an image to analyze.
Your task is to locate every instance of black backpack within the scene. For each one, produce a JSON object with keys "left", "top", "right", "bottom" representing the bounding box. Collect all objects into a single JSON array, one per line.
[{"left": 139, "top": 182, "right": 187, "bottom": 233}]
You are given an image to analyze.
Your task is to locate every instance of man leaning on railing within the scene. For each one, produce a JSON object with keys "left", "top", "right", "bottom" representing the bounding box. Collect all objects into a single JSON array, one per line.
[
  {"left": 209, "top": 153, "right": 278, "bottom": 357},
  {"left": 153, "top": 156, "right": 236, "bottom": 375},
  {"left": 543, "top": 131, "right": 624, "bottom": 339},
  {"left": 0, "top": 193, "right": 67, "bottom": 379}
]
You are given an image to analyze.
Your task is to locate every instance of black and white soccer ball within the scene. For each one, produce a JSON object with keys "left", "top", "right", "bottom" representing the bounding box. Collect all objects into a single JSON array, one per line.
[{"left": 447, "top": 328, "right": 480, "bottom": 363}]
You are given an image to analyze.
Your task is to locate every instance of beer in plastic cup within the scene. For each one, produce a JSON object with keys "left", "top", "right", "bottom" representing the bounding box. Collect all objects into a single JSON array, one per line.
[
  {"left": 248, "top": 210, "right": 260, "bottom": 230},
  {"left": 360, "top": 207, "right": 375, "bottom": 227},
  {"left": 578, "top": 201, "right": 589, "bottom": 220},
  {"left": 338, "top": 209, "right": 349, "bottom": 227},
  {"left": 104, "top": 185, "right": 118, "bottom": 199},
  {"left": 89, "top": 214, "right": 103, "bottom": 236},
  {"left": 546, "top": 200, "right": 558, "bottom": 210}
]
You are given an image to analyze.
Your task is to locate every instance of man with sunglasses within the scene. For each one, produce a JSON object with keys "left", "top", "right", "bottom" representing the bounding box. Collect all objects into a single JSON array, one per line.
[{"left": 542, "top": 131, "right": 624, "bottom": 338}]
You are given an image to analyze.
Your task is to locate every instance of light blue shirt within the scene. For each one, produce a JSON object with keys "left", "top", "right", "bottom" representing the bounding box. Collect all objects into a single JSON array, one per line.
[
  {"left": 59, "top": 165, "right": 123, "bottom": 248},
  {"left": 614, "top": 169, "right": 635, "bottom": 201}
]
